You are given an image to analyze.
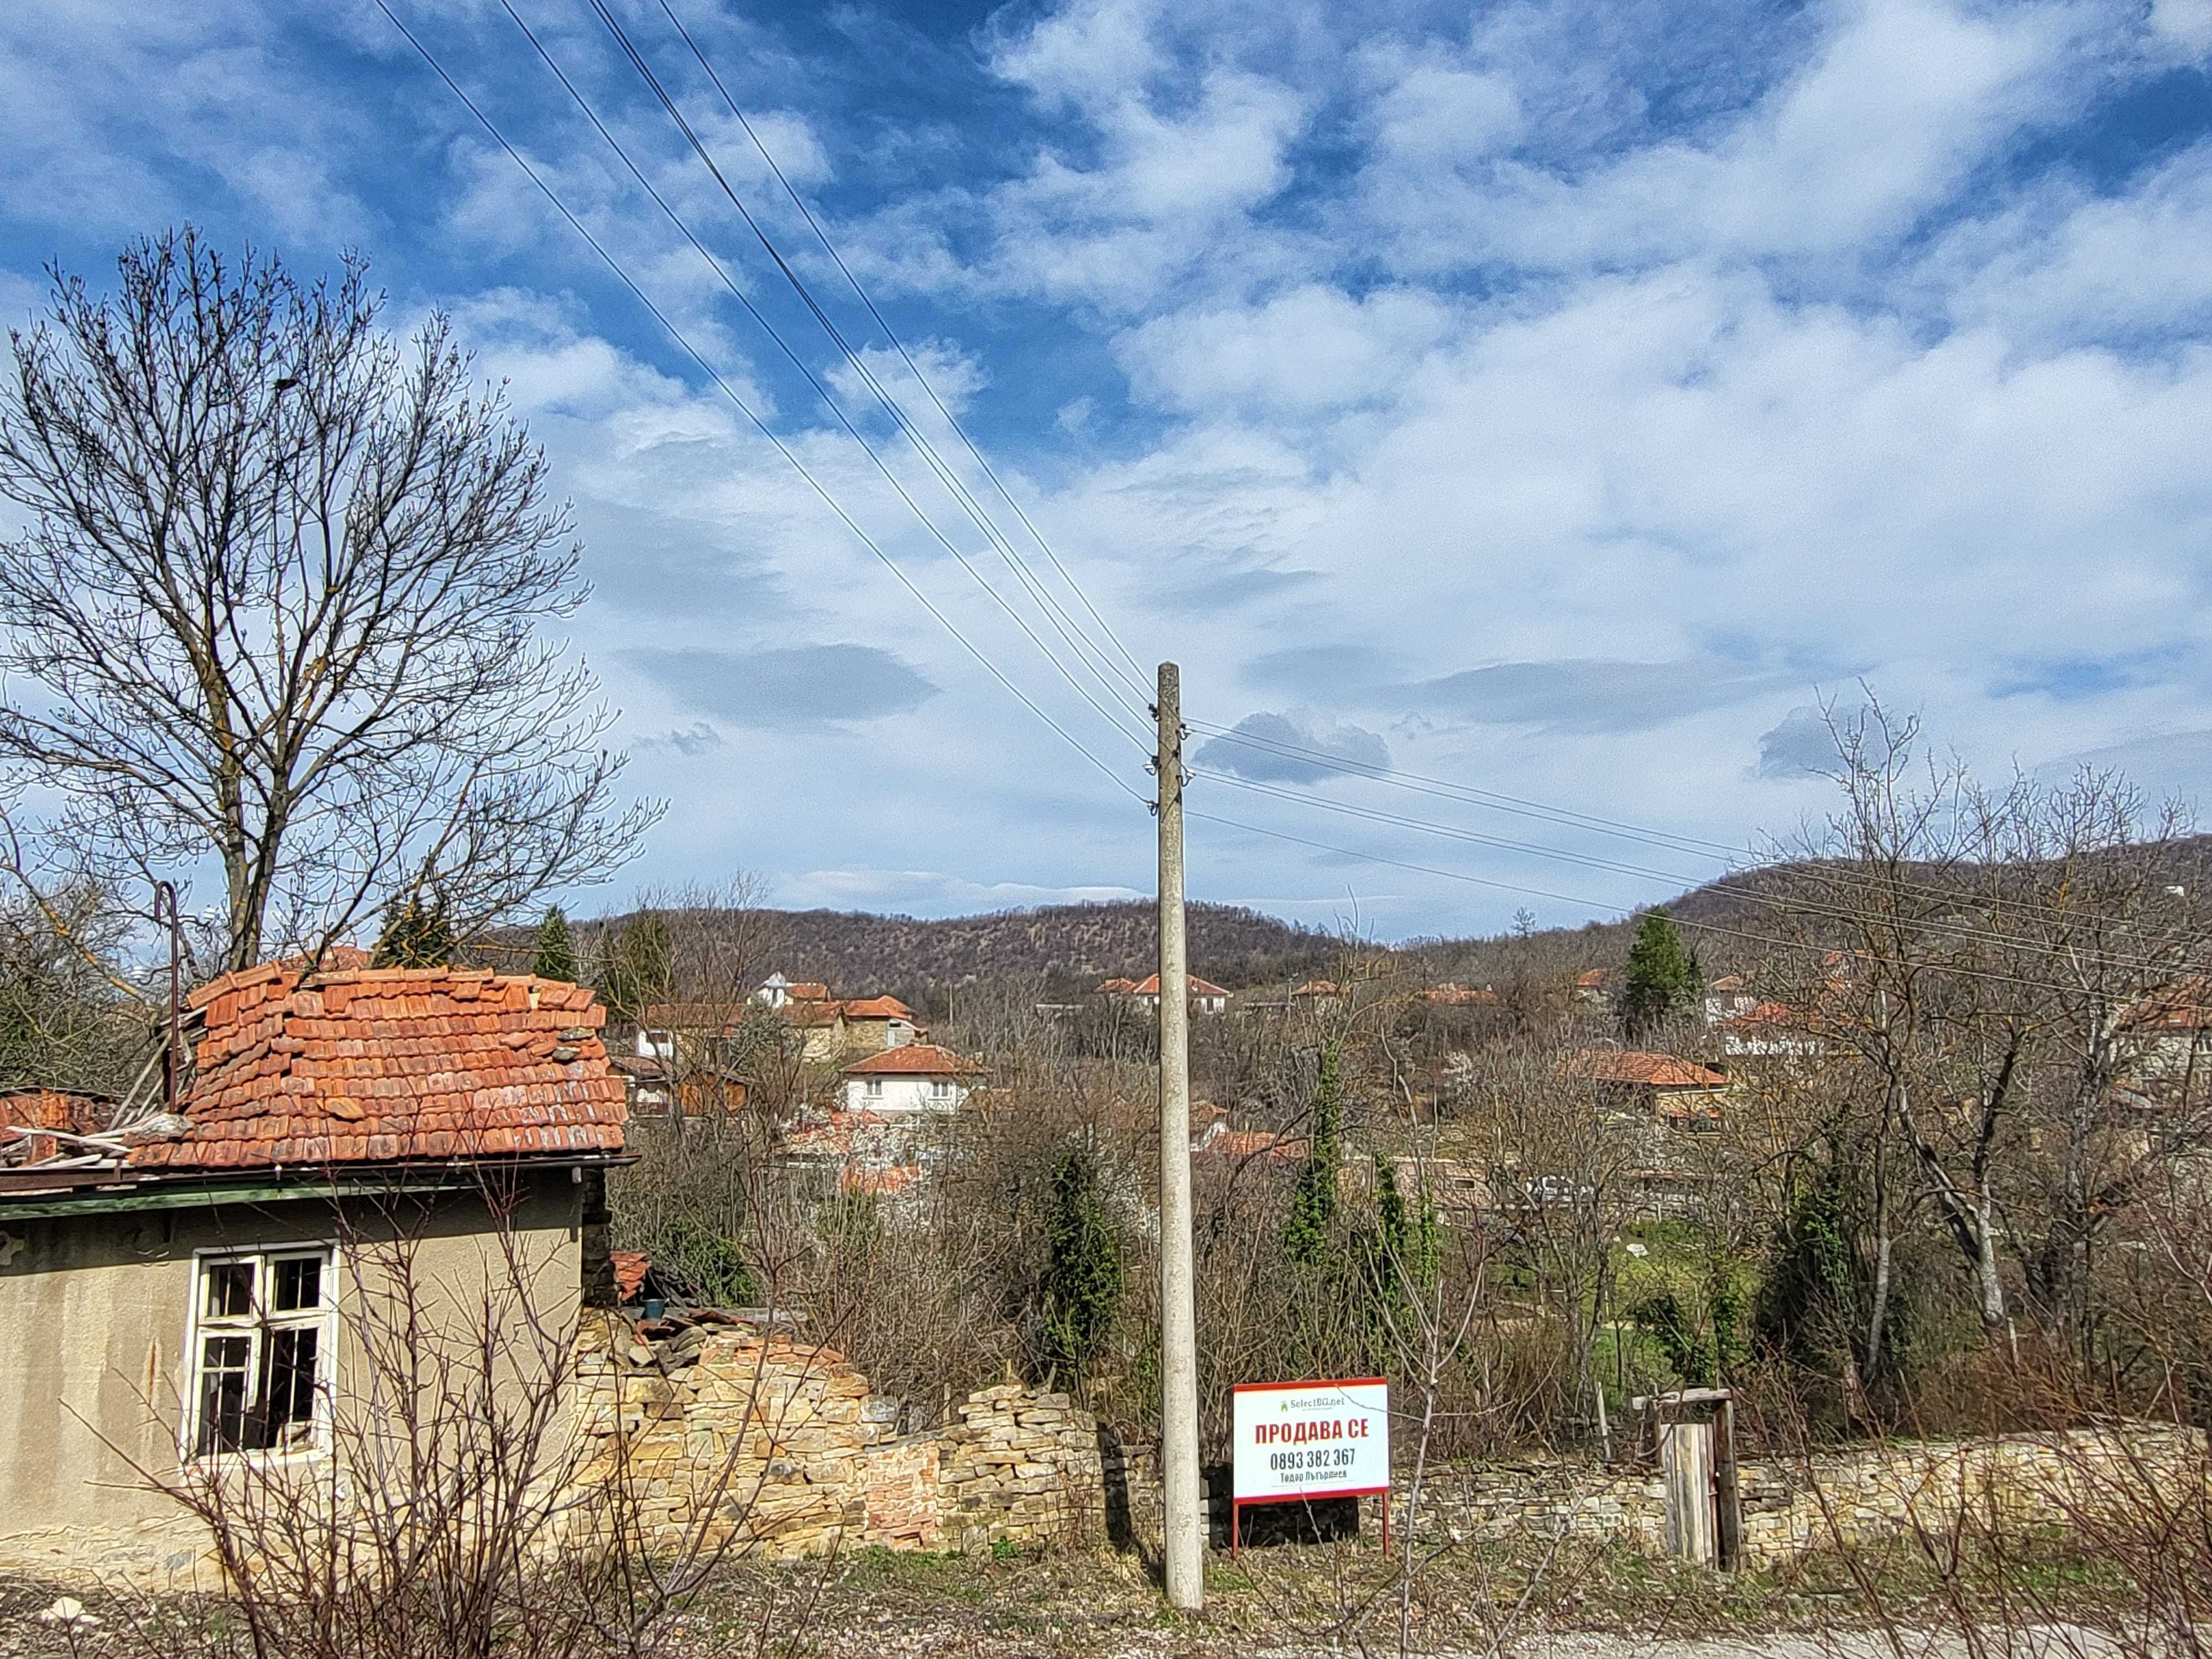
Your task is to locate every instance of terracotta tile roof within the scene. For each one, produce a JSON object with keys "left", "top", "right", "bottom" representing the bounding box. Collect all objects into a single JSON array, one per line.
[
  {"left": 1708, "top": 974, "right": 1746, "bottom": 993},
  {"left": 841, "top": 1044, "right": 983, "bottom": 1078},
  {"left": 786, "top": 982, "right": 831, "bottom": 1002},
  {"left": 842, "top": 1164, "right": 921, "bottom": 1197},
  {"left": 2128, "top": 976, "right": 2212, "bottom": 1030},
  {"left": 0, "top": 1087, "right": 114, "bottom": 1164},
  {"left": 1123, "top": 973, "right": 1230, "bottom": 999},
  {"left": 1098, "top": 977, "right": 1136, "bottom": 995},
  {"left": 1575, "top": 968, "right": 1616, "bottom": 989},
  {"left": 137, "top": 963, "right": 627, "bottom": 1171},
  {"left": 612, "top": 1250, "right": 651, "bottom": 1302},
  {"left": 1197, "top": 1127, "right": 1310, "bottom": 1164},
  {"left": 784, "top": 1001, "right": 843, "bottom": 1028},
  {"left": 838, "top": 995, "right": 919, "bottom": 1021},
  {"left": 1561, "top": 1049, "right": 1729, "bottom": 1090},
  {"left": 1422, "top": 983, "right": 1499, "bottom": 1006},
  {"left": 1291, "top": 980, "right": 1338, "bottom": 998}
]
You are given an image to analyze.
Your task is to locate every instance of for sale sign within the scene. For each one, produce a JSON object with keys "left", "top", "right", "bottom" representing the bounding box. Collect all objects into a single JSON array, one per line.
[{"left": 1232, "top": 1377, "right": 1390, "bottom": 1503}]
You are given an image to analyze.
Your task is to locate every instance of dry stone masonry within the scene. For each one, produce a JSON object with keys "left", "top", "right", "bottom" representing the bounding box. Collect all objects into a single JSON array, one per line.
[
  {"left": 1411, "top": 1426, "right": 2211, "bottom": 1567},
  {"left": 571, "top": 1311, "right": 1106, "bottom": 1557}
]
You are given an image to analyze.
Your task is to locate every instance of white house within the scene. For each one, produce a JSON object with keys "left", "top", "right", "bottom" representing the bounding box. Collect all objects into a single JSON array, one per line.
[
  {"left": 840, "top": 1044, "right": 984, "bottom": 1113},
  {"left": 1115, "top": 973, "right": 1231, "bottom": 1016}
]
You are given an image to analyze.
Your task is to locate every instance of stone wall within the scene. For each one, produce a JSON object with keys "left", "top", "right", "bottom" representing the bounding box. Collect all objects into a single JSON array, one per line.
[
  {"left": 1407, "top": 1426, "right": 2211, "bottom": 1568},
  {"left": 571, "top": 1312, "right": 1105, "bottom": 1558},
  {"left": 936, "top": 1384, "right": 1104, "bottom": 1552}
]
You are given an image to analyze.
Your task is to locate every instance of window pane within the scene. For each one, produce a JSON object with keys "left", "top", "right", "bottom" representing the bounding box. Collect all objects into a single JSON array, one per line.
[
  {"left": 196, "top": 1335, "right": 252, "bottom": 1455},
  {"left": 270, "top": 1256, "right": 322, "bottom": 1313},
  {"left": 204, "top": 1260, "right": 255, "bottom": 1319},
  {"left": 257, "top": 1327, "right": 321, "bottom": 1448}
]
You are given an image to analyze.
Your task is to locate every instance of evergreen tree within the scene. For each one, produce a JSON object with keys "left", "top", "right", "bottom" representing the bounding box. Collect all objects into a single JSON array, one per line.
[
  {"left": 1615, "top": 909, "right": 1702, "bottom": 1039},
  {"left": 1284, "top": 1044, "right": 1345, "bottom": 1265},
  {"left": 1040, "top": 1141, "right": 1124, "bottom": 1380},
  {"left": 532, "top": 905, "right": 580, "bottom": 983},
  {"left": 1362, "top": 1154, "right": 1441, "bottom": 1332},
  {"left": 372, "top": 891, "right": 453, "bottom": 968}
]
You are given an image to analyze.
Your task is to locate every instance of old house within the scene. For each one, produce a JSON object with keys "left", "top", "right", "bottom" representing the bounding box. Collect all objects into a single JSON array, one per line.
[
  {"left": 839, "top": 1044, "right": 983, "bottom": 1113},
  {"left": 1110, "top": 972, "right": 1231, "bottom": 1016},
  {"left": 1561, "top": 1048, "right": 1731, "bottom": 1130},
  {"left": 0, "top": 961, "right": 628, "bottom": 1582}
]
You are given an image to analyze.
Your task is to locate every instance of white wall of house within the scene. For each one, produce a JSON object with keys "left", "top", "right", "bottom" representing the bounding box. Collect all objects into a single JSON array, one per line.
[{"left": 842, "top": 1074, "right": 971, "bottom": 1113}]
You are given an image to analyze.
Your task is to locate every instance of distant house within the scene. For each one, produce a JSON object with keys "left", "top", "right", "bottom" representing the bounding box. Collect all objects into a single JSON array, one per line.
[
  {"left": 839, "top": 1044, "right": 984, "bottom": 1113},
  {"left": 1110, "top": 973, "right": 1230, "bottom": 1016},
  {"left": 648, "top": 979, "right": 924, "bottom": 1070},
  {"left": 754, "top": 972, "right": 831, "bottom": 1011},
  {"left": 1702, "top": 974, "right": 1758, "bottom": 1026},
  {"left": 1716, "top": 1000, "right": 1823, "bottom": 1059},
  {"left": 1290, "top": 979, "right": 1339, "bottom": 1003},
  {"left": 1191, "top": 1121, "right": 1310, "bottom": 1165},
  {"left": 1421, "top": 983, "right": 1499, "bottom": 1008},
  {"left": 1573, "top": 968, "right": 1618, "bottom": 1007},
  {"left": 0, "top": 962, "right": 628, "bottom": 1582},
  {"left": 2121, "top": 977, "right": 2212, "bottom": 1090},
  {"left": 1561, "top": 1048, "right": 1730, "bottom": 1129}
]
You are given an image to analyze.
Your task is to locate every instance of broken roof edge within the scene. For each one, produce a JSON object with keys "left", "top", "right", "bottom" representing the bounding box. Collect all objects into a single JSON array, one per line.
[{"left": 0, "top": 1147, "right": 638, "bottom": 1212}]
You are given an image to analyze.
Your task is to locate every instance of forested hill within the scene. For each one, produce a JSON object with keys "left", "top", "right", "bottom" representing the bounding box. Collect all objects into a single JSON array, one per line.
[
  {"left": 748, "top": 901, "right": 1345, "bottom": 1002},
  {"left": 524, "top": 900, "right": 1347, "bottom": 1007},
  {"left": 533, "top": 833, "right": 2212, "bottom": 1012}
]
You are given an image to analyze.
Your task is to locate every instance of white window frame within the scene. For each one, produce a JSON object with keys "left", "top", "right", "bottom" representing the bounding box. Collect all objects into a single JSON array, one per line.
[
  {"left": 181, "top": 1241, "right": 338, "bottom": 1464},
  {"left": 928, "top": 1078, "right": 957, "bottom": 1104}
]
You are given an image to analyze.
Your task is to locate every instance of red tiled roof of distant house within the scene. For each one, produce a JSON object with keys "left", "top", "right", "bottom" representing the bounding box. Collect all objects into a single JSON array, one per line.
[
  {"left": 1575, "top": 968, "right": 1615, "bottom": 989},
  {"left": 1098, "top": 978, "right": 1137, "bottom": 995},
  {"left": 785, "top": 982, "right": 832, "bottom": 1002},
  {"left": 1422, "top": 983, "right": 1499, "bottom": 1006},
  {"left": 1561, "top": 1049, "right": 1729, "bottom": 1090},
  {"left": 781, "top": 1001, "right": 844, "bottom": 1028},
  {"left": 1125, "top": 973, "right": 1230, "bottom": 999},
  {"left": 2129, "top": 976, "right": 2212, "bottom": 1030},
  {"left": 0, "top": 1087, "right": 114, "bottom": 1165},
  {"left": 839, "top": 995, "right": 919, "bottom": 1021},
  {"left": 1291, "top": 980, "right": 1338, "bottom": 998},
  {"left": 843, "top": 1164, "right": 921, "bottom": 1197},
  {"left": 133, "top": 963, "right": 627, "bottom": 1171},
  {"left": 1708, "top": 973, "right": 1746, "bottom": 993},
  {"left": 611, "top": 1250, "right": 651, "bottom": 1303},
  {"left": 1200, "top": 1128, "right": 1310, "bottom": 1164},
  {"left": 842, "top": 1044, "right": 984, "bottom": 1078}
]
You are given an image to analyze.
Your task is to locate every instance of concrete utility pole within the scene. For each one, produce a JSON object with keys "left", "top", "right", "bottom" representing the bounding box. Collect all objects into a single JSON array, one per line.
[{"left": 1156, "top": 661, "right": 1203, "bottom": 1611}]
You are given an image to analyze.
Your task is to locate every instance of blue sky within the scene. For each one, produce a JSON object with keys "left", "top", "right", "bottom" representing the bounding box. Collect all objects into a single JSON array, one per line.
[{"left": 4, "top": 0, "right": 2212, "bottom": 940}]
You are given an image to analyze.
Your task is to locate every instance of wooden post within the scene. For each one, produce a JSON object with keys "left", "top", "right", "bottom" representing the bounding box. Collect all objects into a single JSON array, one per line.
[{"left": 1714, "top": 1394, "right": 1743, "bottom": 1572}]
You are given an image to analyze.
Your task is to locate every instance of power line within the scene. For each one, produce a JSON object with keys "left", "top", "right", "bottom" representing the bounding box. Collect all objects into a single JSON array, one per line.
[
  {"left": 651, "top": 0, "right": 1152, "bottom": 696},
  {"left": 1187, "top": 714, "right": 2212, "bottom": 951},
  {"left": 1194, "top": 767, "right": 2205, "bottom": 981},
  {"left": 373, "top": 0, "right": 1147, "bottom": 810},
  {"left": 493, "top": 0, "right": 1149, "bottom": 759},
  {"left": 1183, "top": 808, "right": 2156, "bottom": 999},
  {"left": 584, "top": 0, "right": 1152, "bottom": 726}
]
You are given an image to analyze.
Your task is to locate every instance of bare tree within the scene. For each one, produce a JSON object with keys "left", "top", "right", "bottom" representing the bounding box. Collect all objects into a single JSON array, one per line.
[{"left": 0, "top": 228, "right": 659, "bottom": 972}]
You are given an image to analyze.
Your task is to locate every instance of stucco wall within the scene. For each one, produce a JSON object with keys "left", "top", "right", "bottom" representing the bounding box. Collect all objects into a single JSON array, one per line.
[{"left": 0, "top": 1172, "right": 582, "bottom": 1587}]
